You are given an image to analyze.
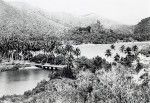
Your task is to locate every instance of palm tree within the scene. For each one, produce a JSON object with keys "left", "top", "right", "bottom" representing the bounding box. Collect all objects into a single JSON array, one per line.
[
  {"left": 41, "top": 41, "right": 54, "bottom": 64},
  {"left": 110, "top": 44, "right": 115, "bottom": 50},
  {"left": 73, "top": 48, "right": 81, "bottom": 58},
  {"left": 105, "top": 49, "right": 112, "bottom": 57},
  {"left": 125, "top": 47, "right": 132, "bottom": 55},
  {"left": 120, "top": 45, "right": 125, "bottom": 53},
  {"left": 132, "top": 45, "right": 138, "bottom": 53},
  {"left": 114, "top": 53, "right": 120, "bottom": 62},
  {"left": 65, "top": 44, "right": 74, "bottom": 53},
  {"left": 93, "top": 56, "right": 103, "bottom": 71},
  {"left": 65, "top": 44, "right": 75, "bottom": 69}
]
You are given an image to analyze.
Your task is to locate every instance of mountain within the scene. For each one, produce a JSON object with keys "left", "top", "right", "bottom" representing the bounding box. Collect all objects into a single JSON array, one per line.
[
  {"left": 45, "top": 12, "right": 134, "bottom": 34},
  {"left": 0, "top": 0, "right": 21, "bottom": 35},
  {"left": 0, "top": 0, "right": 142, "bottom": 39},
  {"left": 0, "top": 0, "right": 67, "bottom": 37},
  {"left": 9, "top": 0, "right": 133, "bottom": 35},
  {"left": 134, "top": 17, "right": 150, "bottom": 34}
]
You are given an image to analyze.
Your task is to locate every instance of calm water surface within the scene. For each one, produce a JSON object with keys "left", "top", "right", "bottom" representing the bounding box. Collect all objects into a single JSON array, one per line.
[{"left": 0, "top": 70, "right": 50, "bottom": 97}]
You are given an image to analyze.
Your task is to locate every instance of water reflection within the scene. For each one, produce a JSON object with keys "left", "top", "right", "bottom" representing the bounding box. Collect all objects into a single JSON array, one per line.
[
  {"left": 5, "top": 70, "right": 30, "bottom": 82},
  {"left": 0, "top": 70, "right": 49, "bottom": 97}
]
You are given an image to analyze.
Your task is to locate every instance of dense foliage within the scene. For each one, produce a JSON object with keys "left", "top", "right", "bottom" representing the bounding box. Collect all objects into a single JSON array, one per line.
[
  {"left": 63, "top": 20, "right": 150, "bottom": 44},
  {"left": 0, "top": 34, "right": 81, "bottom": 67},
  {"left": 1, "top": 44, "right": 150, "bottom": 103}
]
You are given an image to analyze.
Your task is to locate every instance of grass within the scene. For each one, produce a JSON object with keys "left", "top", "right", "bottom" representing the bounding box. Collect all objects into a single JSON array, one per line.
[{"left": 75, "top": 41, "right": 150, "bottom": 62}]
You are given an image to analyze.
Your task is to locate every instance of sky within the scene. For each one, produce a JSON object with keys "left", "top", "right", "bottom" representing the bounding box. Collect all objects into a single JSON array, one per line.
[{"left": 4, "top": 0, "right": 150, "bottom": 25}]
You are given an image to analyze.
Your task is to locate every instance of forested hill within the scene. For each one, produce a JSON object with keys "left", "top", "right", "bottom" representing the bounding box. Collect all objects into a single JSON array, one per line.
[
  {"left": 44, "top": 12, "right": 134, "bottom": 34},
  {"left": 134, "top": 17, "right": 150, "bottom": 34},
  {"left": 0, "top": 0, "right": 150, "bottom": 44},
  {"left": 0, "top": 0, "right": 134, "bottom": 39},
  {"left": 64, "top": 17, "right": 150, "bottom": 44},
  {"left": 0, "top": 0, "right": 68, "bottom": 38}
]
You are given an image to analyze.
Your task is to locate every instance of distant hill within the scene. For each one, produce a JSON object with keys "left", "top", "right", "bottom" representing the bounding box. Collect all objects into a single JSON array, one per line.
[
  {"left": 46, "top": 12, "right": 134, "bottom": 34},
  {"left": 0, "top": 0, "right": 21, "bottom": 35},
  {"left": 134, "top": 17, "right": 150, "bottom": 34},
  {"left": 0, "top": 0, "right": 67, "bottom": 38},
  {"left": 9, "top": 1, "right": 134, "bottom": 35},
  {"left": 80, "top": 13, "right": 134, "bottom": 34},
  {"left": 1, "top": 0, "right": 149, "bottom": 41}
]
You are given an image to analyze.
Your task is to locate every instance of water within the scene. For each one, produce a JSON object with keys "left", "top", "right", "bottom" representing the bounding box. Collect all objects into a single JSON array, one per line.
[{"left": 0, "top": 70, "right": 50, "bottom": 97}]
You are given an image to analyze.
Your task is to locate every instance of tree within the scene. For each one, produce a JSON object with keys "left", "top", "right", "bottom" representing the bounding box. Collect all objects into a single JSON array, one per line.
[
  {"left": 62, "top": 67, "right": 75, "bottom": 79},
  {"left": 122, "top": 54, "right": 135, "bottom": 67},
  {"left": 114, "top": 53, "right": 120, "bottom": 62},
  {"left": 125, "top": 47, "right": 132, "bottom": 55},
  {"left": 135, "top": 61, "right": 143, "bottom": 73},
  {"left": 110, "top": 44, "right": 115, "bottom": 50},
  {"left": 132, "top": 45, "right": 138, "bottom": 53},
  {"left": 65, "top": 44, "right": 75, "bottom": 69},
  {"left": 65, "top": 44, "right": 74, "bottom": 53},
  {"left": 120, "top": 45, "right": 125, "bottom": 53},
  {"left": 105, "top": 49, "right": 112, "bottom": 57},
  {"left": 92, "top": 56, "right": 103, "bottom": 71},
  {"left": 74, "top": 48, "right": 81, "bottom": 58},
  {"left": 75, "top": 56, "right": 93, "bottom": 71}
]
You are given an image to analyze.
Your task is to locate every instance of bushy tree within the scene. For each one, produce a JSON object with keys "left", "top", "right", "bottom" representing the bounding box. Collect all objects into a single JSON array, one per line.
[
  {"left": 120, "top": 45, "right": 125, "bottom": 53},
  {"left": 73, "top": 48, "right": 81, "bottom": 58},
  {"left": 110, "top": 44, "right": 115, "bottom": 50},
  {"left": 114, "top": 53, "right": 120, "bottom": 62},
  {"left": 105, "top": 49, "right": 112, "bottom": 57},
  {"left": 75, "top": 56, "right": 93, "bottom": 71},
  {"left": 92, "top": 56, "right": 103, "bottom": 70},
  {"left": 132, "top": 45, "right": 138, "bottom": 53},
  {"left": 125, "top": 47, "right": 132, "bottom": 55}
]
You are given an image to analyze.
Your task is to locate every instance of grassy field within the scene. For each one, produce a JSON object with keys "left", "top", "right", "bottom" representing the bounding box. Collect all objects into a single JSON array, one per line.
[{"left": 75, "top": 41, "right": 150, "bottom": 62}]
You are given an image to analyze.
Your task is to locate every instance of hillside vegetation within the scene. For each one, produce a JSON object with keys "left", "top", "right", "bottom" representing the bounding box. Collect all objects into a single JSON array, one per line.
[
  {"left": 0, "top": 0, "right": 67, "bottom": 38},
  {"left": 134, "top": 17, "right": 150, "bottom": 34},
  {"left": 64, "top": 17, "right": 150, "bottom": 44},
  {"left": 1, "top": 44, "right": 150, "bottom": 103},
  {"left": 0, "top": 0, "right": 135, "bottom": 40},
  {"left": 1, "top": 0, "right": 150, "bottom": 45}
]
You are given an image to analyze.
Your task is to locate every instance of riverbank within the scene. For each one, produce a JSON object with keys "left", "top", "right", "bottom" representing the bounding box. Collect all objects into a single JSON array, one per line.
[{"left": 0, "top": 60, "right": 41, "bottom": 72}]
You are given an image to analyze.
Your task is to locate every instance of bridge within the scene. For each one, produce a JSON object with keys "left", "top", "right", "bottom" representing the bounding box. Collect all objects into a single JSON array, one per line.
[{"left": 35, "top": 64, "right": 67, "bottom": 70}]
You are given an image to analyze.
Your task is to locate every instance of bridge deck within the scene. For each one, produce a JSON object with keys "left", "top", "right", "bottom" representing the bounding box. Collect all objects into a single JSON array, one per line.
[{"left": 35, "top": 64, "right": 67, "bottom": 70}]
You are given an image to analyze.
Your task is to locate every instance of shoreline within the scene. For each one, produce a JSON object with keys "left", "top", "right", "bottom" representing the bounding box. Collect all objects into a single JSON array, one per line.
[{"left": 0, "top": 60, "right": 42, "bottom": 72}]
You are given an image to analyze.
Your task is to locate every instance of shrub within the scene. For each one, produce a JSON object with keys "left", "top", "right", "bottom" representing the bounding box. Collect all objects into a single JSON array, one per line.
[
  {"left": 110, "top": 44, "right": 115, "bottom": 50},
  {"left": 23, "top": 51, "right": 33, "bottom": 60},
  {"left": 140, "top": 46, "right": 150, "bottom": 57},
  {"left": 54, "top": 55, "right": 65, "bottom": 65},
  {"left": 48, "top": 67, "right": 75, "bottom": 80},
  {"left": 92, "top": 56, "right": 103, "bottom": 70},
  {"left": 11, "top": 64, "right": 21, "bottom": 71},
  {"left": 135, "top": 62, "right": 143, "bottom": 73},
  {"left": 24, "top": 90, "right": 32, "bottom": 98},
  {"left": 30, "top": 54, "right": 47, "bottom": 63},
  {"left": 48, "top": 71, "right": 62, "bottom": 80},
  {"left": 30, "top": 54, "right": 55, "bottom": 64},
  {"left": 103, "top": 62, "right": 112, "bottom": 72},
  {"left": 75, "top": 56, "right": 94, "bottom": 71},
  {"left": 62, "top": 67, "right": 75, "bottom": 79},
  {"left": 75, "top": 56, "right": 111, "bottom": 73}
]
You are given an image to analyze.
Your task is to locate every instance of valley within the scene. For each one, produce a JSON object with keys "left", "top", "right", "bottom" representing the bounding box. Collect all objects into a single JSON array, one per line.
[{"left": 0, "top": 0, "right": 149, "bottom": 103}]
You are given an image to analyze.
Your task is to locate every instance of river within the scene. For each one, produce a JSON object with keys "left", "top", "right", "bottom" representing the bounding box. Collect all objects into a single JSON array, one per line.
[{"left": 0, "top": 70, "right": 50, "bottom": 97}]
